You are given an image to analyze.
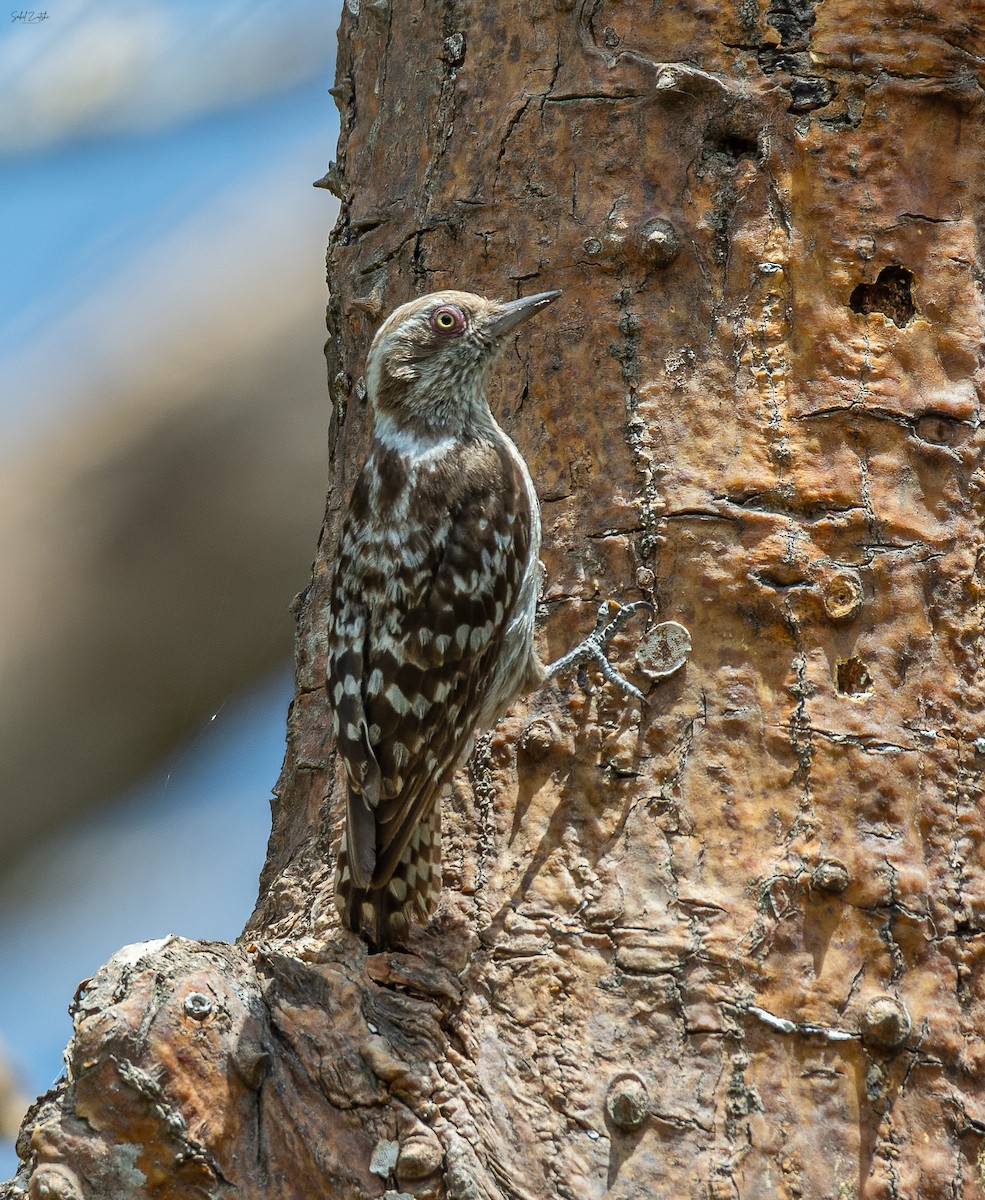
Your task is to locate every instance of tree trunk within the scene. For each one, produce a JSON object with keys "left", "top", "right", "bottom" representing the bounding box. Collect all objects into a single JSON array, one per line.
[{"left": 7, "top": 2, "right": 985, "bottom": 1198}]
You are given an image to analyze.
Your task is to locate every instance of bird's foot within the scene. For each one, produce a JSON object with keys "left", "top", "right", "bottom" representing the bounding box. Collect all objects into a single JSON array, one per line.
[{"left": 545, "top": 600, "right": 655, "bottom": 702}]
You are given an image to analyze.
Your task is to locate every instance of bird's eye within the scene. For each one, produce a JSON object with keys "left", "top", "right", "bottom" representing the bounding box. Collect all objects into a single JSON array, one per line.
[{"left": 429, "top": 305, "right": 466, "bottom": 336}]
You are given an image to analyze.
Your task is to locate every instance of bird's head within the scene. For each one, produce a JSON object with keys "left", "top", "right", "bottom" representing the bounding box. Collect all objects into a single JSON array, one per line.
[{"left": 364, "top": 288, "right": 561, "bottom": 438}]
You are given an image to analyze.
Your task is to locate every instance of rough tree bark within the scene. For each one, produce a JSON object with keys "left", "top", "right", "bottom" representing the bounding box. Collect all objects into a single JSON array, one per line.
[{"left": 6, "top": 1, "right": 985, "bottom": 1198}]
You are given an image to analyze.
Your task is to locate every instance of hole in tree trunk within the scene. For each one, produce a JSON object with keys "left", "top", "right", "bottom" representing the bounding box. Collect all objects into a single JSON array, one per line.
[
  {"left": 714, "top": 133, "right": 760, "bottom": 160},
  {"left": 849, "top": 266, "right": 916, "bottom": 327},
  {"left": 836, "top": 656, "right": 872, "bottom": 695}
]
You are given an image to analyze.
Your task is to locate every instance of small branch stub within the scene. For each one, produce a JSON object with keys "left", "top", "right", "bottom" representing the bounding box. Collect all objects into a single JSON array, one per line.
[
  {"left": 605, "top": 1074, "right": 650, "bottom": 1131},
  {"left": 182, "top": 992, "right": 213, "bottom": 1020},
  {"left": 811, "top": 859, "right": 850, "bottom": 894},
  {"left": 396, "top": 1127, "right": 443, "bottom": 1182},
  {"left": 521, "top": 718, "right": 556, "bottom": 760},
  {"left": 25, "top": 1164, "right": 83, "bottom": 1200},
  {"left": 313, "top": 161, "right": 345, "bottom": 197},
  {"left": 860, "top": 997, "right": 911, "bottom": 1052},
  {"left": 821, "top": 569, "right": 864, "bottom": 622},
  {"left": 634, "top": 217, "right": 681, "bottom": 268}
]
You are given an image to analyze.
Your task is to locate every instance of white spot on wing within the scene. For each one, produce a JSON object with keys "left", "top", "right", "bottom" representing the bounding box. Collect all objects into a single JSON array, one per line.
[{"left": 384, "top": 684, "right": 411, "bottom": 715}]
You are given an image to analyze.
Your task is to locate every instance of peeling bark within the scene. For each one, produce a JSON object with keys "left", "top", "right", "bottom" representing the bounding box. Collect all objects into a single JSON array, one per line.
[{"left": 6, "top": 1, "right": 985, "bottom": 1197}]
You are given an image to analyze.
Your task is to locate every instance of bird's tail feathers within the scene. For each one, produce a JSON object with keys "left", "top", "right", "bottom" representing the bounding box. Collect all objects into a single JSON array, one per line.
[{"left": 335, "top": 804, "right": 441, "bottom": 949}]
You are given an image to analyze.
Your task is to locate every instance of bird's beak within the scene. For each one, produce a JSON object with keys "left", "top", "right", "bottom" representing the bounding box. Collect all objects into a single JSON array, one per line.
[{"left": 484, "top": 289, "right": 562, "bottom": 339}]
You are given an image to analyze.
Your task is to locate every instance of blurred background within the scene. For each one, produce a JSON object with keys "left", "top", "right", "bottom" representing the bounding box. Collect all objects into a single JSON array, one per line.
[{"left": 0, "top": 0, "right": 341, "bottom": 1174}]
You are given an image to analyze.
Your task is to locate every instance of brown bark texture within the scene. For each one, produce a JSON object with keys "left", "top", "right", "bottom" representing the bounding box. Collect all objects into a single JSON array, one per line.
[{"left": 7, "top": 1, "right": 985, "bottom": 1198}]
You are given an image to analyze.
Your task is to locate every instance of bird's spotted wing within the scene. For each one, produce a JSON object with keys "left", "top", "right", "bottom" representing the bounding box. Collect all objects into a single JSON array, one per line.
[{"left": 328, "top": 435, "right": 532, "bottom": 909}]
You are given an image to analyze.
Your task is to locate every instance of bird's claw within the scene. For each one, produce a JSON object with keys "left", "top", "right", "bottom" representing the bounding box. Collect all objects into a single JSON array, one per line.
[{"left": 546, "top": 600, "right": 655, "bottom": 702}]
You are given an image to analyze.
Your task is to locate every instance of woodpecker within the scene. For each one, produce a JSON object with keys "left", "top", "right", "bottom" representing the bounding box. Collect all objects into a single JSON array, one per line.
[{"left": 327, "top": 289, "right": 650, "bottom": 948}]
